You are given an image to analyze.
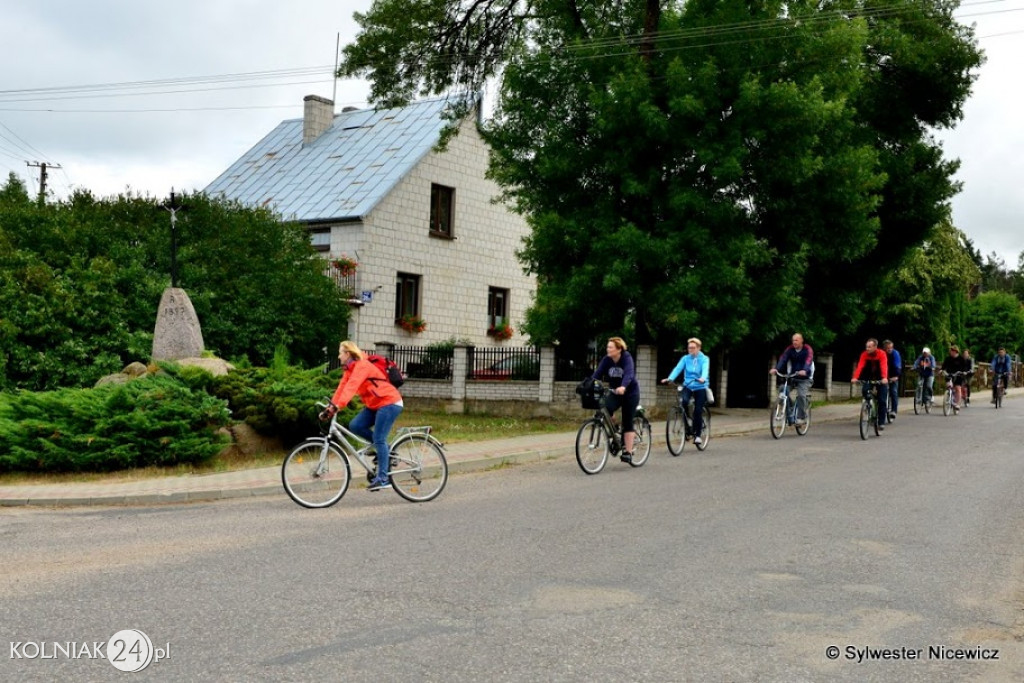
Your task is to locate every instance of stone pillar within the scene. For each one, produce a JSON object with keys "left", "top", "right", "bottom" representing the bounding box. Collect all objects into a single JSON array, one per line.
[
  {"left": 152, "top": 288, "right": 204, "bottom": 361},
  {"left": 538, "top": 346, "right": 555, "bottom": 405},
  {"left": 635, "top": 345, "right": 658, "bottom": 408},
  {"left": 374, "top": 341, "right": 396, "bottom": 358},
  {"left": 449, "top": 345, "right": 469, "bottom": 413},
  {"left": 818, "top": 352, "right": 834, "bottom": 401},
  {"left": 716, "top": 349, "right": 728, "bottom": 408}
]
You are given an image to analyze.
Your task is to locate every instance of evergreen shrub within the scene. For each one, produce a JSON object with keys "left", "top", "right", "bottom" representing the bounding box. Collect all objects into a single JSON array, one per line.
[{"left": 0, "top": 375, "right": 231, "bottom": 473}]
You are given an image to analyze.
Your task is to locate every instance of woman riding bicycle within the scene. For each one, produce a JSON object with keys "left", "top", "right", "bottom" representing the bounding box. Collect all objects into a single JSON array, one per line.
[
  {"left": 320, "top": 340, "right": 404, "bottom": 491},
  {"left": 913, "top": 347, "right": 937, "bottom": 405},
  {"left": 661, "top": 337, "right": 711, "bottom": 446},
  {"left": 589, "top": 337, "right": 640, "bottom": 464}
]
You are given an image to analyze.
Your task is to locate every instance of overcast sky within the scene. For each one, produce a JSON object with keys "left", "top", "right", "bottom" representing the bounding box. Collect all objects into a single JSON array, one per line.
[{"left": 1, "top": 0, "right": 1021, "bottom": 265}]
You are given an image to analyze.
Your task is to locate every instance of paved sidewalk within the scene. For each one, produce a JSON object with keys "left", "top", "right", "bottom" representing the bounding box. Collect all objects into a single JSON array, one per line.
[{"left": 0, "top": 400, "right": 907, "bottom": 507}]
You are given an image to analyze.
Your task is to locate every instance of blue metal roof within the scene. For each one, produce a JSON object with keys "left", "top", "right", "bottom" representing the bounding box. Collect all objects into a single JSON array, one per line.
[{"left": 204, "top": 98, "right": 452, "bottom": 222}]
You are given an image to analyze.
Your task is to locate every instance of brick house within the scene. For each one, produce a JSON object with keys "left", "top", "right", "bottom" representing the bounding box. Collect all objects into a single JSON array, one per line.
[{"left": 205, "top": 95, "right": 534, "bottom": 348}]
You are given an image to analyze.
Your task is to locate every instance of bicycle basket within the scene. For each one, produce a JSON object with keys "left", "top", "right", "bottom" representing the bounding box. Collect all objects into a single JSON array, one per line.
[{"left": 576, "top": 379, "right": 604, "bottom": 409}]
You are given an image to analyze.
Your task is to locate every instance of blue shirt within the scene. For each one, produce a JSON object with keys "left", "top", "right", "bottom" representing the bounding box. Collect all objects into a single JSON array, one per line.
[
  {"left": 991, "top": 354, "right": 1011, "bottom": 374},
  {"left": 591, "top": 351, "right": 639, "bottom": 397},
  {"left": 775, "top": 344, "right": 814, "bottom": 378},
  {"left": 914, "top": 354, "right": 936, "bottom": 377},
  {"left": 885, "top": 348, "right": 902, "bottom": 378},
  {"left": 668, "top": 352, "right": 710, "bottom": 391}
]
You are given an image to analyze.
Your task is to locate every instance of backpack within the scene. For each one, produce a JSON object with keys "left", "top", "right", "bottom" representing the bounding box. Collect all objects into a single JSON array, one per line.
[{"left": 366, "top": 354, "right": 405, "bottom": 388}]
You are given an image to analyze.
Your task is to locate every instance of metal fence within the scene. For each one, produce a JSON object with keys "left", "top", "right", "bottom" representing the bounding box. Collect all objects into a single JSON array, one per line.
[
  {"left": 467, "top": 346, "right": 541, "bottom": 381},
  {"left": 394, "top": 345, "right": 454, "bottom": 380},
  {"left": 554, "top": 347, "right": 601, "bottom": 382}
]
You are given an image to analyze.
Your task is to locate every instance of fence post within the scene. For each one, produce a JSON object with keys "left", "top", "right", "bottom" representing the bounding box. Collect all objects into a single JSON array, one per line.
[
  {"left": 539, "top": 346, "right": 555, "bottom": 406},
  {"left": 374, "top": 341, "right": 396, "bottom": 358},
  {"left": 636, "top": 345, "right": 658, "bottom": 409},
  {"left": 450, "top": 345, "right": 469, "bottom": 413},
  {"left": 818, "top": 352, "right": 834, "bottom": 401}
]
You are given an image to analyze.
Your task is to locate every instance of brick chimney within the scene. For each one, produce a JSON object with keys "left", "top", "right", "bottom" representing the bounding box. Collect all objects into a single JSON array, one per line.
[{"left": 303, "top": 95, "right": 334, "bottom": 144}]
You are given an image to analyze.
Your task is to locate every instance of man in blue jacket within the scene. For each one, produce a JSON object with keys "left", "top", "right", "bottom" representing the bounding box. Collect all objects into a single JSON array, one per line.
[
  {"left": 991, "top": 346, "right": 1012, "bottom": 403},
  {"left": 770, "top": 333, "right": 814, "bottom": 424},
  {"left": 883, "top": 340, "right": 903, "bottom": 421}
]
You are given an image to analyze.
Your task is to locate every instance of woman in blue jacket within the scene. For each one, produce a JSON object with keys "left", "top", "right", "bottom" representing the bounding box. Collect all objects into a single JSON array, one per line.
[
  {"left": 661, "top": 338, "right": 710, "bottom": 445},
  {"left": 589, "top": 337, "right": 640, "bottom": 463}
]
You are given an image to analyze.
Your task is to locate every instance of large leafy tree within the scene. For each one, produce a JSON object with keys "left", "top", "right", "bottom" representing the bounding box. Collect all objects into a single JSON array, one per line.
[
  {"left": 875, "top": 218, "right": 979, "bottom": 349},
  {"left": 341, "top": 0, "right": 982, "bottom": 350},
  {"left": 0, "top": 186, "right": 349, "bottom": 391},
  {"left": 964, "top": 291, "right": 1024, "bottom": 361}
]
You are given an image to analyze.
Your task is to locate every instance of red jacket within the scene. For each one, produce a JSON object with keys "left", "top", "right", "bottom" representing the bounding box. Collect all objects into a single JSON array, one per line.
[
  {"left": 853, "top": 349, "right": 888, "bottom": 381},
  {"left": 331, "top": 358, "right": 403, "bottom": 410}
]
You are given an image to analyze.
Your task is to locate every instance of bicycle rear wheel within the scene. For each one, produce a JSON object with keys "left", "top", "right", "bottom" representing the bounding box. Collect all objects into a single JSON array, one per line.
[
  {"left": 282, "top": 439, "right": 351, "bottom": 508},
  {"left": 859, "top": 401, "right": 870, "bottom": 440},
  {"left": 575, "top": 419, "right": 609, "bottom": 474},
  {"left": 795, "top": 401, "right": 811, "bottom": 436},
  {"left": 770, "top": 398, "right": 787, "bottom": 439},
  {"left": 666, "top": 406, "right": 686, "bottom": 456},
  {"left": 695, "top": 406, "right": 710, "bottom": 451},
  {"left": 389, "top": 434, "right": 448, "bottom": 502},
  {"left": 629, "top": 415, "right": 652, "bottom": 467}
]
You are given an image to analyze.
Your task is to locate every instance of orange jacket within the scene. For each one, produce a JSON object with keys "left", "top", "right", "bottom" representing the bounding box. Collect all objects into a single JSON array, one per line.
[{"left": 331, "top": 358, "right": 403, "bottom": 410}]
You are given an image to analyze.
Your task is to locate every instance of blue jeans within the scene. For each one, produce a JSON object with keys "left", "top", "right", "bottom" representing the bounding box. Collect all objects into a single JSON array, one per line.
[
  {"left": 349, "top": 403, "right": 403, "bottom": 478},
  {"left": 861, "top": 383, "right": 889, "bottom": 424},
  {"left": 887, "top": 378, "right": 900, "bottom": 415},
  {"left": 680, "top": 387, "right": 707, "bottom": 437}
]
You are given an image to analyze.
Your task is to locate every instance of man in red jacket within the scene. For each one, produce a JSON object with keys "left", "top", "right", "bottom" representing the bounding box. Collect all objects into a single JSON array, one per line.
[{"left": 852, "top": 338, "right": 890, "bottom": 428}]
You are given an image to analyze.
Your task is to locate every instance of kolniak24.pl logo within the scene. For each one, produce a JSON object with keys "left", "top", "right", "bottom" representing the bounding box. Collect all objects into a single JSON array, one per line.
[{"left": 10, "top": 629, "right": 170, "bottom": 672}]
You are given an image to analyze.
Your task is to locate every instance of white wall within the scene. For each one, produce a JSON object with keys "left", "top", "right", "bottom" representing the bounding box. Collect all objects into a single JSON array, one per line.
[{"left": 342, "top": 117, "right": 535, "bottom": 347}]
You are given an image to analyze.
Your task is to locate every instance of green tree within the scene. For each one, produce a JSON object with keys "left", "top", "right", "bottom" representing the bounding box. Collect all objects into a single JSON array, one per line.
[
  {"left": 875, "top": 218, "right": 979, "bottom": 349},
  {"left": 340, "top": 0, "right": 982, "bottom": 350},
  {"left": 964, "top": 291, "right": 1024, "bottom": 361}
]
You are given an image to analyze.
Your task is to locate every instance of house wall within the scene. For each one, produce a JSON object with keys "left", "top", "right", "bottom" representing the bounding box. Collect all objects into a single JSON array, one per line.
[{"left": 340, "top": 117, "right": 535, "bottom": 348}]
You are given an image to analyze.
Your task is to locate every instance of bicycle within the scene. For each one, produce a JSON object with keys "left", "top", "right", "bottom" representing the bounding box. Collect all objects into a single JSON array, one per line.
[
  {"left": 941, "top": 371, "right": 968, "bottom": 417},
  {"left": 665, "top": 383, "right": 711, "bottom": 455},
  {"left": 855, "top": 380, "right": 885, "bottom": 439},
  {"left": 912, "top": 372, "right": 932, "bottom": 415},
  {"left": 282, "top": 401, "right": 449, "bottom": 507},
  {"left": 574, "top": 381, "right": 652, "bottom": 474},
  {"left": 993, "top": 372, "right": 1008, "bottom": 409},
  {"left": 769, "top": 372, "right": 811, "bottom": 439}
]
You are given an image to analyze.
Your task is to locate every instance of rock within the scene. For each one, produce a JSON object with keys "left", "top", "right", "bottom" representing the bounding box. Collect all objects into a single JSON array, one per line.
[
  {"left": 152, "top": 287, "right": 205, "bottom": 361},
  {"left": 124, "top": 361, "right": 149, "bottom": 378},
  {"left": 174, "top": 357, "right": 235, "bottom": 376}
]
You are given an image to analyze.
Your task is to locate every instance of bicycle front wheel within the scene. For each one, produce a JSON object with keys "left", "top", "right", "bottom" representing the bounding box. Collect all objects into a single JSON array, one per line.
[
  {"left": 942, "top": 390, "right": 952, "bottom": 416},
  {"left": 666, "top": 406, "right": 686, "bottom": 456},
  {"left": 795, "top": 401, "right": 811, "bottom": 436},
  {"left": 695, "top": 406, "right": 710, "bottom": 451},
  {"left": 388, "top": 434, "right": 448, "bottom": 502},
  {"left": 575, "top": 419, "right": 609, "bottom": 474},
  {"left": 872, "top": 403, "right": 881, "bottom": 436},
  {"left": 282, "top": 439, "right": 351, "bottom": 508},
  {"left": 859, "top": 401, "right": 870, "bottom": 440},
  {"left": 629, "top": 416, "right": 652, "bottom": 467},
  {"left": 770, "top": 398, "right": 787, "bottom": 439},
  {"left": 913, "top": 387, "right": 921, "bottom": 415},
  {"left": 996, "top": 385, "right": 1004, "bottom": 409}
]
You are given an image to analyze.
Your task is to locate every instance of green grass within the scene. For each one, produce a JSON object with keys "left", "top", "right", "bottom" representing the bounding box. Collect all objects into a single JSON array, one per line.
[{"left": 0, "top": 410, "right": 582, "bottom": 485}]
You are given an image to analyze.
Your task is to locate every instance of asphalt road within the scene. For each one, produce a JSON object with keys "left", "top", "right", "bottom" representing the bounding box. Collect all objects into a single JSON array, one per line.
[{"left": 3, "top": 400, "right": 1023, "bottom": 682}]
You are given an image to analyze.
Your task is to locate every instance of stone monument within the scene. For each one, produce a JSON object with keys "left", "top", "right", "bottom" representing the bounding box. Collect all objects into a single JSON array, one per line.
[{"left": 151, "top": 287, "right": 205, "bottom": 361}]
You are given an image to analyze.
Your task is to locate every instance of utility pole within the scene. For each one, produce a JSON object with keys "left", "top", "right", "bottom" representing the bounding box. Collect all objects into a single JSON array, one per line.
[{"left": 26, "top": 161, "right": 61, "bottom": 203}]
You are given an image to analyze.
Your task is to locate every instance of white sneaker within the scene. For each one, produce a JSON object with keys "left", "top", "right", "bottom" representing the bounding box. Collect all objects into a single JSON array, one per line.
[{"left": 693, "top": 436, "right": 702, "bottom": 445}]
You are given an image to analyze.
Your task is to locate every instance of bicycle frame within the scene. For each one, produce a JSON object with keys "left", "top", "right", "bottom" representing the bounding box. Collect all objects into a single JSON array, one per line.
[
  {"left": 588, "top": 396, "right": 624, "bottom": 454},
  {"left": 314, "top": 408, "right": 433, "bottom": 480}
]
